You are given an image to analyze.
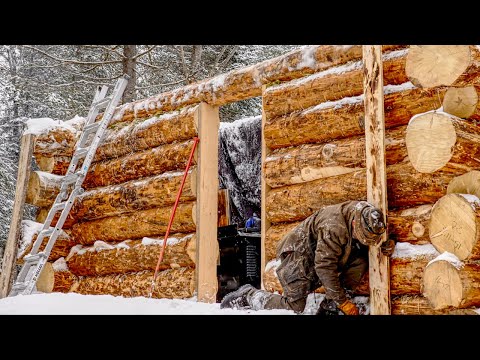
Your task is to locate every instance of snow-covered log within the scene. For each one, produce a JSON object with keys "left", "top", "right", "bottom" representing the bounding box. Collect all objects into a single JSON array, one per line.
[
  {"left": 70, "top": 201, "right": 196, "bottom": 245},
  {"left": 27, "top": 169, "right": 197, "bottom": 223},
  {"left": 405, "top": 111, "right": 480, "bottom": 173},
  {"left": 70, "top": 267, "right": 195, "bottom": 299},
  {"left": 264, "top": 85, "right": 443, "bottom": 150},
  {"left": 405, "top": 45, "right": 480, "bottom": 88},
  {"left": 391, "top": 295, "right": 478, "bottom": 315},
  {"left": 83, "top": 139, "right": 197, "bottom": 189},
  {"left": 423, "top": 252, "right": 480, "bottom": 309},
  {"left": 264, "top": 125, "right": 407, "bottom": 188},
  {"left": 36, "top": 258, "right": 77, "bottom": 293},
  {"left": 66, "top": 233, "right": 196, "bottom": 276},
  {"left": 16, "top": 220, "right": 75, "bottom": 264},
  {"left": 266, "top": 161, "right": 465, "bottom": 224},
  {"left": 263, "top": 50, "right": 409, "bottom": 120},
  {"left": 429, "top": 193, "right": 480, "bottom": 260}
]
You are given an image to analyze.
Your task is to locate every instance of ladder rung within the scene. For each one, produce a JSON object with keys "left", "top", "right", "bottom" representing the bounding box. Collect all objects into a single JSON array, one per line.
[
  {"left": 24, "top": 253, "right": 47, "bottom": 264},
  {"left": 11, "top": 283, "right": 27, "bottom": 292},
  {"left": 93, "top": 96, "right": 112, "bottom": 109},
  {"left": 73, "top": 147, "right": 89, "bottom": 159},
  {"left": 39, "top": 228, "right": 54, "bottom": 238},
  {"left": 83, "top": 122, "right": 101, "bottom": 134},
  {"left": 51, "top": 202, "right": 67, "bottom": 212},
  {"left": 63, "top": 173, "right": 80, "bottom": 185}
]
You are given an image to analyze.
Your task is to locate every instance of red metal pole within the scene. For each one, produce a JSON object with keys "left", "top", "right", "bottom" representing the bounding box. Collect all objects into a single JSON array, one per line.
[{"left": 149, "top": 137, "right": 200, "bottom": 297}]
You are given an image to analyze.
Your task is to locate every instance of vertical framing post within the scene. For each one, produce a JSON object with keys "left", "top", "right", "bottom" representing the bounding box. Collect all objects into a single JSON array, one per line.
[
  {"left": 260, "top": 85, "right": 271, "bottom": 289},
  {"left": 362, "top": 45, "right": 391, "bottom": 314},
  {"left": 195, "top": 103, "right": 220, "bottom": 303},
  {"left": 0, "top": 133, "right": 34, "bottom": 298}
]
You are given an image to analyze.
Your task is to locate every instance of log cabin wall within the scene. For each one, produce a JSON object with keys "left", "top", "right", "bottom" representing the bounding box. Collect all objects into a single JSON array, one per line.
[
  {"left": 261, "top": 45, "right": 480, "bottom": 314},
  {"left": 19, "top": 45, "right": 480, "bottom": 313}
]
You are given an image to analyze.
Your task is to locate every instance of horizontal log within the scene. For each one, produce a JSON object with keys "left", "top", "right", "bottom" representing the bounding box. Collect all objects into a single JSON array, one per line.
[
  {"left": 104, "top": 46, "right": 405, "bottom": 126},
  {"left": 69, "top": 267, "right": 195, "bottom": 299},
  {"left": 429, "top": 193, "right": 480, "bottom": 260},
  {"left": 263, "top": 244, "right": 438, "bottom": 296},
  {"left": 266, "top": 161, "right": 466, "bottom": 224},
  {"left": 17, "top": 220, "right": 75, "bottom": 264},
  {"left": 26, "top": 171, "right": 64, "bottom": 208},
  {"left": 265, "top": 125, "right": 407, "bottom": 188},
  {"left": 447, "top": 170, "right": 480, "bottom": 198},
  {"left": 66, "top": 233, "right": 196, "bottom": 276},
  {"left": 28, "top": 169, "right": 197, "bottom": 226},
  {"left": 391, "top": 295, "right": 478, "bottom": 315},
  {"left": 264, "top": 84, "right": 443, "bottom": 150},
  {"left": 423, "top": 254, "right": 480, "bottom": 309},
  {"left": 264, "top": 205, "right": 434, "bottom": 263},
  {"left": 263, "top": 49, "right": 409, "bottom": 120},
  {"left": 70, "top": 201, "right": 196, "bottom": 245},
  {"left": 443, "top": 85, "right": 479, "bottom": 119},
  {"left": 36, "top": 258, "right": 77, "bottom": 293},
  {"left": 83, "top": 139, "right": 196, "bottom": 189}
]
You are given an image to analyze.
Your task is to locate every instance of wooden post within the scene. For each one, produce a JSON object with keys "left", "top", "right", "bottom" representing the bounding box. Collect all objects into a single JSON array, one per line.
[
  {"left": 195, "top": 103, "right": 220, "bottom": 303},
  {"left": 261, "top": 85, "right": 271, "bottom": 290},
  {"left": 0, "top": 133, "right": 34, "bottom": 298},
  {"left": 362, "top": 45, "right": 391, "bottom": 315},
  {"left": 218, "top": 189, "right": 231, "bottom": 227}
]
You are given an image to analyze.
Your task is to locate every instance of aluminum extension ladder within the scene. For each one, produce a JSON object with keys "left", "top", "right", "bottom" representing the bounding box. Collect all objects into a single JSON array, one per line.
[{"left": 9, "top": 75, "right": 129, "bottom": 296}]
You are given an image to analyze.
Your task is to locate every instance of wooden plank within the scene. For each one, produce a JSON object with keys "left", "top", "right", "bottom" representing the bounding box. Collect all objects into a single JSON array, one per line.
[
  {"left": 195, "top": 103, "right": 220, "bottom": 303},
  {"left": 261, "top": 85, "right": 272, "bottom": 290},
  {"left": 363, "top": 45, "right": 391, "bottom": 315},
  {"left": 0, "top": 134, "right": 34, "bottom": 298}
]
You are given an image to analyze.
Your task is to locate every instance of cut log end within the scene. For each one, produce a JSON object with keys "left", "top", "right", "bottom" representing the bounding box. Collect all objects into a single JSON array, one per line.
[
  {"left": 429, "top": 193, "right": 478, "bottom": 260},
  {"left": 443, "top": 86, "right": 478, "bottom": 119},
  {"left": 447, "top": 170, "right": 480, "bottom": 199},
  {"left": 36, "top": 262, "right": 55, "bottom": 293},
  {"left": 405, "top": 45, "right": 471, "bottom": 88},
  {"left": 423, "top": 260, "right": 463, "bottom": 310},
  {"left": 406, "top": 112, "right": 457, "bottom": 173}
]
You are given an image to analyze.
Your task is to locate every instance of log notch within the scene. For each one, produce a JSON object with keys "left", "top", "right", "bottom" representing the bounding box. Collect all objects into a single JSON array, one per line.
[
  {"left": 264, "top": 243, "right": 439, "bottom": 296},
  {"left": 391, "top": 295, "right": 478, "bottom": 315},
  {"left": 443, "top": 85, "right": 479, "bottom": 119},
  {"left": 263, "top": 49, "right": 409, "bottom": 120},
  {"left": 36, "top": 258, "right": 77, "bottom": 293},
  {"left": 26, "top": 171, "right": 65, "bottom": 208},
  {"left": 266, "top": 161, "right": 465, "bottom": 224},
  {"left": 66, "top": 233, "right": 196, "bottom": 276},
  {"left": 264, "top": 125, "right": 407, "bottom": 188},
  {"left": 423, "top": 252, "right": 480, "bottom": 309},
  {"left": 83, "top": 139, "right": 197, "bottom": 189},
  {"left": 447, "top": 170, "right": 480, "bottom": 198},
  {"left": 429, "top": 193, "right": 480, "bottom": 260},
  {"left": 70, "top": 201, "right": 196, "bottom": 245},
  {"left": 35, "top": 155, "right": 70, "bottom": 175},
  {"left": 264, "top": 84, "right": 444, "bottom": 150},
  {"left": 70, "top": 267, "right": 195, "bottom": 299},
  {"left": 102, "top": 46, "right": 405, "bottom": 126},
  {"left": 406, "top": 45, "right": 480, "bottom": 88},
  {"left": 17, "top": 220, "right": 74, "bottom": 264},
  {"left": 405, "top": 111, "right": 480, "bottom": 173}
]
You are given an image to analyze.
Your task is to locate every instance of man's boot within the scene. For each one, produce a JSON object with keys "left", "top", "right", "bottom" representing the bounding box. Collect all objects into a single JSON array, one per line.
[{"left": 220, "top": 284, "right": 273, "bottom": 310}]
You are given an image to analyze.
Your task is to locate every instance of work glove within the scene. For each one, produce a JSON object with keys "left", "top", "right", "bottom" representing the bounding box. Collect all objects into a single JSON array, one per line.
[
  {"left": 380, "top": 239, "right": 396, "bottom": 257},
  {"left": 337, "top": 299, "right": 359, "bottom": 315}
]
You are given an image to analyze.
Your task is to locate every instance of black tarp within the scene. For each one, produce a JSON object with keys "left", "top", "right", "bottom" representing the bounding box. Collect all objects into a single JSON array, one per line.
[{"left": 218, "top": 115, "right": 261, "bottom": 228}]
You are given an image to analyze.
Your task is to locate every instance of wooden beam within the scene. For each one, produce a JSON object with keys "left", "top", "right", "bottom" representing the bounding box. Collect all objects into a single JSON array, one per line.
[
  {"left": 195, "top": 103, "right": 220, "bottom": 303},
  {"left": 218, "top": 189, "right": 231, "bottom": 227},
  {"left": 261, "top": 85, "right": 272, "bottom": 290},
  {"left": 363, "top": 45, "right": 391, "bottom": 315},
  {"left": 0, "top": 134, "right": 34, "bottom": 298}
]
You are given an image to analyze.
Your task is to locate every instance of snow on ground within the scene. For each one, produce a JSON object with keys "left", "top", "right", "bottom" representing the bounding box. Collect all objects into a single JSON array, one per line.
[{"left": 0, "top": 293, "right": 295, "bottom": 315}]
